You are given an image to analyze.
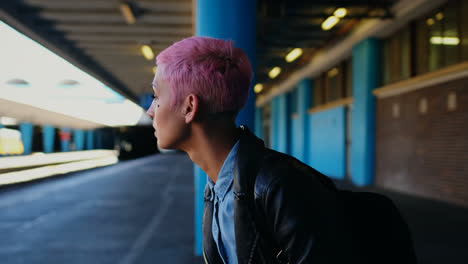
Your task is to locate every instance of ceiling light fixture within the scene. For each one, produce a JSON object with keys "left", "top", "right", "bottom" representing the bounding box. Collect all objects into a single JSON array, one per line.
[
  {"left": 426, "top": 18, "right": 435, "bottom": 26},
  {"left": 334, "top": 8, "right": 347, "bottom": 18},
  {"left": 322, "top": 16, "right": 340, "bottom": 31},
  {"left": 120, "top": 1, "right": 136, "bottom": 24},
  {"left": 141, "top": 45, "right": 154, "bottom": 60},
  {"left": 268, "top": 67, "right": 281, "bottom": 79},
  {"left": 254, "top": 83, "right": 264, "bottom": 93},
  {"left": 435, "top": 12, "right": 444, "bottom": 21},
  {"left": 328, "top": 67, "right": 339, "bottom": 78},
  {"left": 285, "top": 48, "right": 303, "bottom": 63},
  {"left": 430, "top": 37, "right": 460, "bottom": 45}
]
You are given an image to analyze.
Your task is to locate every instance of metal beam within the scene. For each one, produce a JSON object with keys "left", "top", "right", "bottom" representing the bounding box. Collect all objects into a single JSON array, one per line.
[
  {"left": 23, "top": 0, "right": 192, "bottom": 13},
  {"left": 54, "top": 24, "right": 192, "bottom": 35},
  {"left": 66, "top": 34, "right": 180, "bottom": 43},
  {"left": 38, "top": 11, "right": 192, "bottom": 25}
]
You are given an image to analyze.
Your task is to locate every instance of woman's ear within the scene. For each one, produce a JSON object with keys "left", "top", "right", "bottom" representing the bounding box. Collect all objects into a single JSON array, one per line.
[{"left": 182, "top": 93, "right": 199, "bottom": 124}]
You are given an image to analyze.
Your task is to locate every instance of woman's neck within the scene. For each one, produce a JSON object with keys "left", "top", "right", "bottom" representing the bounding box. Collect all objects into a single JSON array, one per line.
[{"left": 182, "top": 122, "right": 240, "bottom": 183}]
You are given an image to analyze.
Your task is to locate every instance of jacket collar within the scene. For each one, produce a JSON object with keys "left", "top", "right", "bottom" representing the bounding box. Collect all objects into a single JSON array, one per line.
[{"left": 233, "top": 125, "right": 265, "bottom": 264}]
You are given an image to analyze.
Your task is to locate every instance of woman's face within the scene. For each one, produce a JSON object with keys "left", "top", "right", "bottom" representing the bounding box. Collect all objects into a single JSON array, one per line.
[{"left": 146, "top": 68, "right": 188, "bottom": 150}]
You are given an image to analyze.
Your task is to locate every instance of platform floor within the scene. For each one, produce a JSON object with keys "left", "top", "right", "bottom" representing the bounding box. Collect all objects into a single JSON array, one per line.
[{"left": 0, "top": 152, "right": 467, "bottom": 263}]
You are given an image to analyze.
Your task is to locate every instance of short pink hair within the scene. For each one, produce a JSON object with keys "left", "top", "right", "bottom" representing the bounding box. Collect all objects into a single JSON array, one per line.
[{"left": 155, "top": 36, "right": 253, "bottom": 114}]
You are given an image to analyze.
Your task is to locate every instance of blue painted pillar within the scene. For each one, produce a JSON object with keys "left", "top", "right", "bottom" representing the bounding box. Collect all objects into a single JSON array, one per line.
[
  {"left": 86, "top": 130, "right": 94, "bottom": 150},
  {"left": 42, "top": 125, "right": 55, "bottom": 153},
  {"left": 291, "top": 79, "right": 311, "bottom": 163},
  {"left": 60, "top": 127, "right": 71, "bottom": 152},
  {"left": 20, "top": 122, "right": 33, "bottom": 155},
  {"left": 73, "top": 129, "right": 85, "bottom": 151},
  {"left": 351, "top": 38, "right": 380, "bottom": 186},
  {"left": 139, "top": 93, "right": 153, "bottom": 110},
  {"left": 271, "top": 94, "right": 289, "bottom": 154},
  {"left": 255, "top": 107, "right": 263, "bottom": 139},
  {"left": 195, "top": 0, "right": 257, "bottom": 256},
  {"left": 96, "top": 129, "right": 103, "bottom": 149}
]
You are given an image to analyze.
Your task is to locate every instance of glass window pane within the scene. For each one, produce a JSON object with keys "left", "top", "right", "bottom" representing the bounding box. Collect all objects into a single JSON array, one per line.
[
  {"left": 327, "top": 67, "right": 340, "bottom": 102},
  {"left": 462, "top": 0, "right": 468, "bottom": 61},
  {"left": 429, "top": 10, "right": 444, "bottom": 71},
  {"left": 443, "top": 1, "right": 459, "bottom": 67},
  {"left": 390, "top": 34, "right": 402, "bottom": 82},
  {"left": 382, "top": 38, "right": 391, "bottom": 85},
  {"left": 415, "top": 18, "right": 429, "bottom": 75},
  {"left": 401, "top": 27, "right": 411, "bottom": 79}
]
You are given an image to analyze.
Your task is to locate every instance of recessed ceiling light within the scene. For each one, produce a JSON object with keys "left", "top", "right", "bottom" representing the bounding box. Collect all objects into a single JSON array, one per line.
[
  {"left": 120, "top": 1, "right": 136, "bottom": 24},
  {"left": 269, "top": 67, "right": 281, "bottom": 79},
  {"left": 6, "top": 79, "right": 30, "bottom": 87},
  {"left": 254, "top": 83, "right": 264, "bottom": 93},
  {"left": 285, "top": 48, "right": 303, "bottom": 63},
  {"left": 322, "top": 16, "right": 340, "bottom": 31},
  {"left": 58, "top": 80, "right": 80, "bottom": 88},
  {"left": 141, "top": 45, "right": 154, "bottom": 60},
  {"left": 334, "top": 8, "right": 347, "bottom": 18}
]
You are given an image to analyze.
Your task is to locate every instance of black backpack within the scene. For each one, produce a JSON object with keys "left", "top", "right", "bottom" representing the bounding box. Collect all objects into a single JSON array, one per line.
[{"left": 338, "top": 190, "right": 418, "bottom": 264}]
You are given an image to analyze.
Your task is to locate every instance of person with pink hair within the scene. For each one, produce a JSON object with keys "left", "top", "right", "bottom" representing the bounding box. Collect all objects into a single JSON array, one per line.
[{"left": 146, "top": 36, "right": 415, "bottom": 264}]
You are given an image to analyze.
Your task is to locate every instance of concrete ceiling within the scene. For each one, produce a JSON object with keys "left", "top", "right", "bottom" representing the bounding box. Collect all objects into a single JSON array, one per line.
[{"left": 0, "top": 0, "right": 395, "bottom": 109}]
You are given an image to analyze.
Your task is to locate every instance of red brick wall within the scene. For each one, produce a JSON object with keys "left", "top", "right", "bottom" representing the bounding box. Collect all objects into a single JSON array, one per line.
[{"left": 376, "top": 76, "right": 468, "bottom": 207}]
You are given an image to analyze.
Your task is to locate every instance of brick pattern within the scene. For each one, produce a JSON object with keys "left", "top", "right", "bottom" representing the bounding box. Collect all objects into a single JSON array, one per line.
[{"left": 376, "top": 76, "right": 468, "bottom": 207}]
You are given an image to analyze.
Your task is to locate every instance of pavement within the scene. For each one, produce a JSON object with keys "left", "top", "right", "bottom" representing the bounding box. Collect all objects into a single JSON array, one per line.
[
  {"left": 0, "top": 153, "right": 203, "bottom": 264},
  {"left": 1, "top": 152, "right": 467, "bottom": 264}
]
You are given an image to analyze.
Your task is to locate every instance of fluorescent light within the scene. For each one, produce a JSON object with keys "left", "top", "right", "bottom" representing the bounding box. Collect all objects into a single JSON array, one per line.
[
  {"left": 119, "top": 2, "right": 136, "bottom": 24},
  {"left": 0, "top": 117, "right": 18, "bottom": 126},
  {"left": 254, "top": 84, "right": 263, "bottom": 94},
  {"left": 141, "top": 45, "right": 154, "bottom": 60},
  {"left": 322, "top": 16, "right": 340, "bottom": 31},
  {"left": 334, "top": 8, "right": 347, "bottom": 18},
  {"left": 430, "top": 37, "right": 460, "bottom": 45},
  {"left": 268, "top": 67, "right": 281, "bottom": 79},
  {"left": 285, "top": 48, "right": 303, "bottom": 63},
  {"left": 0, "top": 156, "right": 118, "bottom": 186}
]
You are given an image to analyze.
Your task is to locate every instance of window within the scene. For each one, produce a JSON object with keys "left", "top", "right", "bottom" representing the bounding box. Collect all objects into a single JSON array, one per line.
[
  {"left": 462, "top": 0, "right": 468, "bottom": 61},
  {"left": 383, "top": 0, "right": 467, "bottom": 84},
  {"left": 443, "top": 1, "right": 459, "bottom": 67},
  {"left": 327, "top": 67, "right": 340, "bottom": 102}
]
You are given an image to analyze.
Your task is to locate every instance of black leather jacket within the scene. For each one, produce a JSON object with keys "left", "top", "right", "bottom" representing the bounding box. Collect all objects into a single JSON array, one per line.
[{"left": 203, "top": 126, "right": 352, "bottom": 264}]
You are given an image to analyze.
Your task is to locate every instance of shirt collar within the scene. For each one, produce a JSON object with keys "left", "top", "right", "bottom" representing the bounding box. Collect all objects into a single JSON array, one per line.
[{"left": 207, "top": 140, "right": 240, "bottom": 202}]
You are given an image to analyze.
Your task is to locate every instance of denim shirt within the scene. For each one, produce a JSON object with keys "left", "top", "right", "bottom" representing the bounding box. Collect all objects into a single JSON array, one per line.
[{"left": 207, "top": 140, "right": 240, "bottom": 264}]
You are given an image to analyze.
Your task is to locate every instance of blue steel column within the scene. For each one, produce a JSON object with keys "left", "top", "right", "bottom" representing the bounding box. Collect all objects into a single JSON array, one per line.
[
  {"left": 20, "top": 122, "right": 33, "bottom": 155},
  {"left": 195, "top": 0, "right": 257, "bottom": 256},
  {"left": 351, "top": 38, "right": 380, "bottom": 186},
  {"left": 291, "top": 79, "right": 311, "bottom": 163},
  {"left": 271, "top": 94, "right": 289, "bottom": 154},
  {"left": 96, "top": 129, "right": 103, "bottom": 149},
  {"left": 73, "top": 129, "right": 85, "bottom": 151},
  {"left": 86, "top": 130, "right": 94, "bottom": 150},
  {"left": 60, "top": 127, "right": 71, "bottom": 152},
  {"left": 42, "top": 125, "right": 55, "bottom": 153}
]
